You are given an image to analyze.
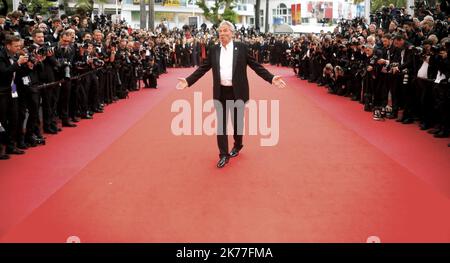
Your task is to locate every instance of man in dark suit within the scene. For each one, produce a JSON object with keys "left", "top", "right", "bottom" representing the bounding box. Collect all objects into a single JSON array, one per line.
[
  {"left": 0, "top": 35, "right": 29, "bottom": 159},
  {"left": 177, "top": 21, "right": 286, "bottom": 168}
]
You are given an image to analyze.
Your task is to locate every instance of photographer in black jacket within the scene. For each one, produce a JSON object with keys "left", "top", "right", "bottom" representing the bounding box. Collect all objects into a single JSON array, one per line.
[
  {"left": 0, "top": 35, "right": 29, "bottom": 159},
  {"left": 54, "top": 30, "right": 76, "bottom": 128}
]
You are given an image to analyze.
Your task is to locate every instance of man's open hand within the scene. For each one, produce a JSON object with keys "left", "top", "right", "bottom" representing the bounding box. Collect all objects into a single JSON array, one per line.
[
  {"left": 176, "top": 78, "right": 188, "bottom": 90},
  {"left": 272, "top": 75, "right": 287, "bottom": 89}
]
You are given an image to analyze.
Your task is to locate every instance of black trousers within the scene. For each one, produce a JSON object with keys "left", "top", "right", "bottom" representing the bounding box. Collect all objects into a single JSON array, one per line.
[
  {"left": 18, "top": 87, "right": 40, "bottom": 140},
  {"left": 417, "top": 77, "right": 436, "bottom": 126},
  {"left": 216, "top": 86, "right": 244, "bottom": 158},
  {"left": 58, "top": 80, "right": 71, "bottom": 122},
  {"left": 434, "top": 82, "right": 450, "bottom": 131},
  {"left": 0, "top": 93, "right": 19, "bottom": 147},
  {"left": 400, "top": 79, "right": 416, "bottom": 119},
  {"left": 41, "top": 86, "right": 58, "bottom": 130}
]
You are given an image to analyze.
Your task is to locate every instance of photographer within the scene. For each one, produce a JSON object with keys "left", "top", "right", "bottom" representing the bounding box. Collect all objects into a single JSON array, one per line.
[
  {"left": 362, "top": 44, "right": 380, "bottom": 113},
  {"left": 375, "top": 33, "right": 396, "bottom": 120},
  {"left": 93, "top": 29, "right": 107, "bottom": 111},
  {"left": 140, "top": 49, "right": 158, "bottom": 89},
  {"left": 103, "top": 33, "right": 118, "bottom": 103},
  {"left": 32, "top": 29, "right": 60, "bottom": 135},
  {"left": 0, "top": 35, "right": 29, "bottom": 158},
  {"left": 415, "top": 39, "right": 438, "bottom": 131},
  {"left": 16, "top": 29, "right": 55, "bottom": 147},
  {"left": 390, "top": 34, "right": 415, "bottom": 123},
  {"left": 54, "top": 30, "right": 76, "bottom": 128},
  {"left": 347, "top": 39, "right": 366, "bottom": 101},
  {"left": 114, "top": 38, "right": 131, "bottom": 99},
  {"left": 73, "top": 38, "right": 102, "bottom": 120},
  {"left": 47, "top": 18, "right": 64, "bottom": 43},
  {"left": 430, "top": 42, "right": 450, "bottom": 138}
]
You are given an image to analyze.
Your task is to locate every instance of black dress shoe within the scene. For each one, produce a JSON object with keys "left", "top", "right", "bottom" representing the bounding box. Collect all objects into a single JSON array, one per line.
[
  {"left": 402, "top": 118, "right": 414, "bottom": 124},
  {"left": 16, "top": 142, "right": 28, "bottom": 150},
  {"left": 420, "top": 124, "right": 431, "bottom": 131},
  {"left": 6, "top": 147, "right": 25, "bottom": 155},
  {"left": 62, "top": 121, "right": 77, "bottom": 127},
  {"left": 0, "top": 154, "right": 10, "bottom": 160},
  {"left": 71, "top": 117, "right": 80, "bottom": 123},
  {"left": 25, "top": 136, "right": 38, "bottom": 147},
  {"left": 81, "top": 114, "right": 93, "bottom": 120},
  {"left": 44, "top": 128, "right": 58, "bottom": 134},
  {"left": 217, "top": 156, "right": 229, "bottom": 168},
  {"left": 434, "top": 130, "right": 449, "bottom": 138},
  {"left": 229, "top": 147, "right": 242, "bottom": 158},
  {"left": 428, "top": 128, "right": 441, "bottom": 134}
]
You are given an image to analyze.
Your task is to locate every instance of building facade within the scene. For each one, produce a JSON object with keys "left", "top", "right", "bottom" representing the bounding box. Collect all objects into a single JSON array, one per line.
[{"left": 62, "top": 0, "right": 366, "bottom": 32}]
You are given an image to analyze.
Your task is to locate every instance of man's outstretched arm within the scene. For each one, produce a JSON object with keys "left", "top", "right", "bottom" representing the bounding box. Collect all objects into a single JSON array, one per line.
[
  {"left": 177, "top": 46, "right": 213, "bottom": 90},
  {"left": 246, "top": 47, "right": 287, "bottom": 89}
]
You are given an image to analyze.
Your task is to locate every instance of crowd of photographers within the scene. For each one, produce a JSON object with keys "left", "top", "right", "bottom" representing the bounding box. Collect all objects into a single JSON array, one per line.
[
  {"left": 0, "top": 6, "right": 165, "bottom": 160},
  {"left": 1, "top": 2, "right": 449, "bottom": 160},
  {"left": 285, "top": 2, "right": 450, "bottom": 147}
]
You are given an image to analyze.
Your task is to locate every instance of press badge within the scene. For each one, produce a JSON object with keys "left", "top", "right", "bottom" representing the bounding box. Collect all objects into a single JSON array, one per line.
[
  {"left": 11, "top": 83, "right": 18, "bottom": 98},
  {"left": 22, "top": 76, "right": 31, "bottom": 86}
]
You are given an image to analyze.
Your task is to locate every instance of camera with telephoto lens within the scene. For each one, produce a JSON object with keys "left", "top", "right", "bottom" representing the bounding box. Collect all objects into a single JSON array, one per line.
[{"left": 58, "top": 59, "right": 72, "bottom": 79}]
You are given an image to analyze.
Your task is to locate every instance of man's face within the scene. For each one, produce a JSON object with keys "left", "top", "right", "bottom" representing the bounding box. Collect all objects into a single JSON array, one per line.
[
  {"left": 403, "top": 24, "right": 411, "bottom": 32},
  {"left": 389, "top": 22, "right": 397, "bottom": 32},
  {"left": 83, "top": 34, "right": 92, "bottom": 41},
  {"left": 382, "top": 38, "right": 391, "bottom": 48},
  {"left": 365, "top": 47, "right": 374, "bottom": 57},
  {"left": 119, "top": 40, "right": 127, "bottom": 49},
  {"left": 94, "top": 32, "right": 103, "bottom": 42},
  {"left": 53, "top": 21, "right": 61, "bottom": 28},
  {"left": 7, "top": 41, "right": 21, "bottom": 54},
  {"left": 39, "top": 24, "right": 48, "bottom": 32},
  {"left": 394, "top": 38, "right": 405, "bottom": 48},
  {"left": 33, "top": 32, "right": 45, "bottom": 45},
  {"left": 218, "top": 24, "right": 233, "bottom": 46},
  {"left": 0, "top": 17, "right": 5, "bottom": 25},
  {"left": 60, "top": 35, "right": 71, "bottom": 47}
]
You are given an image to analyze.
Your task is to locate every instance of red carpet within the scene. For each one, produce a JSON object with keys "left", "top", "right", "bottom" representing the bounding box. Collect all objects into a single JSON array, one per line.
[{"left": 0, "top": 65, "right": 449, "bottom": 242}]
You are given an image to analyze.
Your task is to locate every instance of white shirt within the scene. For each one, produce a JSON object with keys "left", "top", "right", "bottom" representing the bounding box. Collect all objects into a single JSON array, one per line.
[
  {"left": 219, "top": 41, "right": 234, "bottom": 86},
  {"left": 417, "top": 61, "right": 429, "bottom": 79}
]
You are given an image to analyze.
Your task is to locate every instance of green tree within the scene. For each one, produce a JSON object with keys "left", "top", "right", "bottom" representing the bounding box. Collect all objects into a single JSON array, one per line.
[
  {"left": 370, "top": 0, "right": 407, "bottom": 13},
  {"left": 75, "top": 0, "right": 107, "bottom": 16},
  {"left": 20, "top": 0, "right": 54, "bottom": 15},
  {"left": 196, "top": 0, "right": 237, "bottom": 26}
]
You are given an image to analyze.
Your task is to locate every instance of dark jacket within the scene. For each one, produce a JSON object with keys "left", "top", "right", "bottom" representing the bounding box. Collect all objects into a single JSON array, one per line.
[
  {"left": 0, "top": 48, "right": 22, "bottom": 94},
  {"left": 186, "top": 41, "right": 274, "bottom": 103}
]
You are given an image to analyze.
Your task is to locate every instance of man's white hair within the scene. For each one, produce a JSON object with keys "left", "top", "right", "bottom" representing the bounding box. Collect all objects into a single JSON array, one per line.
[{"left": 219, "top": 20, "right": 235, "bottom": 32}]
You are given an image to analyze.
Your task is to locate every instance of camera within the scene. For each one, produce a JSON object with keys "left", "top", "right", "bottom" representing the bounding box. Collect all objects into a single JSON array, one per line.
[
  {"left": 36, "top": 42, "right": 54, "bottom": 56},
  {"left": 431, "top": 44, "right": 441, "bottom": 54},
  {"left": 91, "top": 57, "right": 105, "bottom": 67},
  {"left": 22, "top": 46, "right": 37, "bottom": 64},
  {"left": 58, "top": 59, "right": 72, "bottom": 79}
]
